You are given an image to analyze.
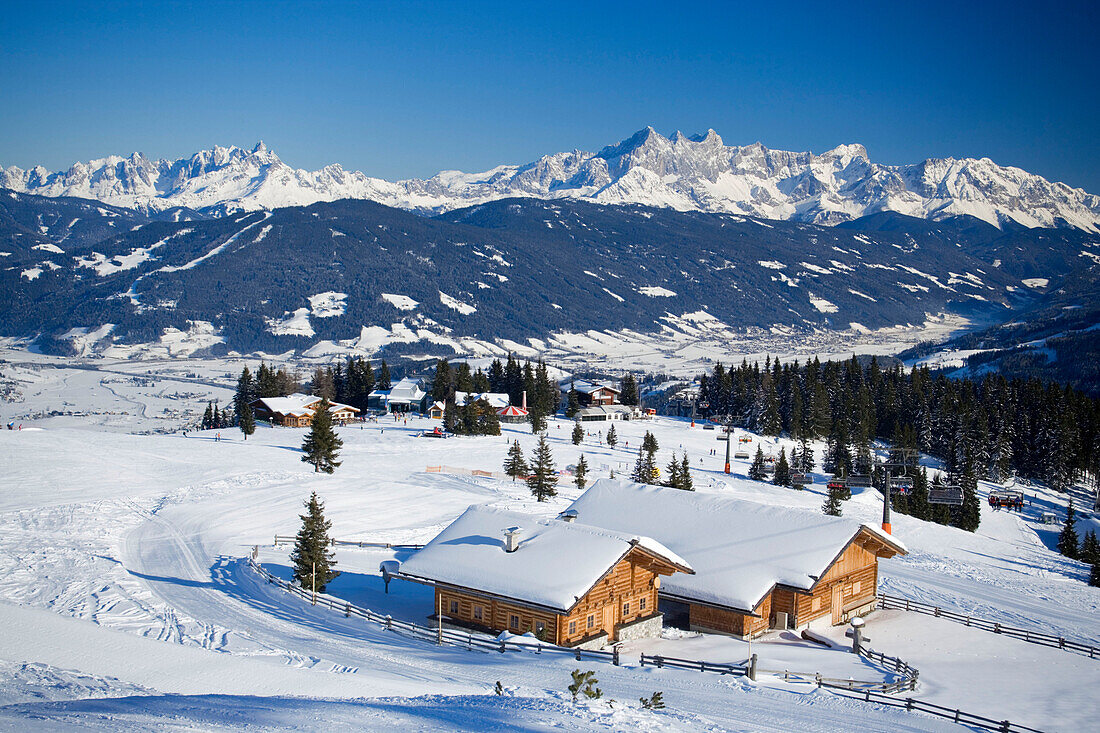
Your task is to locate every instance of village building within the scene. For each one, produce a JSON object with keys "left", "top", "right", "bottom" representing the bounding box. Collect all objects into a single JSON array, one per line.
[
  {"left": 428, "top": 401, "right": 446, "bottom": 420},
  {"left": 561, "top": 380, "right": 621, "bottom": 407},
  {"left": 368, "top": 377, "right": 428, "bottom": 413},
  {"left": 496, "top": 405, "right": 529, "bottom": 423},
  {"left": 250, "top": 393, "right": 360, "bottom": 427},
  {"left": 567, "top": 480, "right": 907, "bottom": 638},
  {"left": 576, "top": 404, "right": 636, "bottom": 422},
  {"left": 398, "top": 505, "right": 694, "bottom": 648}
]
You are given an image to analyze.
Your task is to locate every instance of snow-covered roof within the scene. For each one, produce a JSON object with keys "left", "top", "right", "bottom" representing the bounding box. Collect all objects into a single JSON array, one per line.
[
  {"left": 371, "top": 378, "right": 426, "bottom": 404},
  {"left": 254, "top": 393, "right": 321, "bottom": 416},
  {"left": 400, "top": 505, "right": 693, "bottom": 612},
  {"left": 567, "top": 480, "right": 906, "bottom": 613},
  {"left": 563, "top": 379, "right": 619, "bottom": 395},
  {"left": 253, "top": 393, "right": 358, "bottom": 416},
  {"left": 455, "top": 391, "right": 510, "bottom": 409}
]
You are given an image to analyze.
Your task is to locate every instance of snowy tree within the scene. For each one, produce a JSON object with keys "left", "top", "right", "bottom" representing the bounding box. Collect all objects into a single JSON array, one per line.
[
  {"left": 238, "top": 400, "right": 255, "bottom": 440},
  {"left": 746, "top": 446, "right": 766, "bottom": 481},
  {"left": 575, "top": 454, "right": 589, "bottom": 491},
  {"left": 620, "top": 373, "right": 639, "bottom": 406},
  {"left": 565, "top": 381, "right": 580, "bottom": 418},
  {"left": 632, "top": 447, "right": 656, "bottom": 485},
  {"left": 1058, "top": 504, "right": 1080, "bottom": 559},
  {"left": 606, "top": 423, "right": 618, "bottom": 448},
  {"left": 301, "top": 398, "right": 342, "bottom": 473},
  {"left": 235, "top": 366, "right": 256, "bottom": 420},
  {"left": 642, "top": 431, "right": 659, "bottom": 461},
  {"left": 503, "top": 440, "right": 528, "bottom": 482},
  {"left": 773, "top": 448, "right": 791, "bottom": 487},
  {"left": 526, "top": 435, "right": 558, "bottom": 502},
  {"left": 679, "top": 454, "right": 694, "bottom": 491},
  {"left": 822, "top": 483, "right": 843, "bottom": 516},
  {"left": 1080, "top": 530, "right": 1099, "bottom": 567},
  {"left": 377, "top": 360, "right": 391, "bottom": 390},
  {"left": 572, "top": 420, "right": 584, "bottom": 445},
  {"left": 290, "top": 492, "right": 339, "bottom": 593}
]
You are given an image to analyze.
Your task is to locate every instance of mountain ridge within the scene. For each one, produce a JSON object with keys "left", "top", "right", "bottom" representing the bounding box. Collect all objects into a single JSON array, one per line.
[{"left": 4, "top": 128, "right": 1099, "bottom": 231}]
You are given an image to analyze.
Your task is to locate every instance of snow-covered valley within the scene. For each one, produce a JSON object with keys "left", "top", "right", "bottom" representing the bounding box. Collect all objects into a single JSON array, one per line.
[{"left": 0, "top": 355, "right": 1097, "bottom": 731}]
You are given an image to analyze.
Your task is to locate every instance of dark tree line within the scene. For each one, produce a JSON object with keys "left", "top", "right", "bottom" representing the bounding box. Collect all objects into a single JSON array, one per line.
[
  {"left": 430, "top": 355, "right": 559, "bottom": 434},
  {"left": 308, "top": 357, "right": 390, "bottom": 409},
  {"left": 695, "top": 355, "right": 1100, "bottom": 496}
]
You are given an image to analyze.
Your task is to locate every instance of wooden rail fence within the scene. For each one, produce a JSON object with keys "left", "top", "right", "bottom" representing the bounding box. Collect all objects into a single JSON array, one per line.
[
  {"left": 245, "top": 559, "right": 1040, "bottom": 731},
  {"left": 272, "top": 535, "right": 425, "bottom": 550},
  {"left": 879, "top": 593, "right": 1098, "bottom": 659}
]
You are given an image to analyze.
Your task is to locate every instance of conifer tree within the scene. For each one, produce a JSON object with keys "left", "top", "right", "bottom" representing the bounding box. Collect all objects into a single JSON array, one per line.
[
  {"left": 1058, "top": 504, "right": 1080, "bottom": 559},
  {"left": 431, "top": 359, "right": 454, "bottom": 402},
  {"left": 202, "top": 402, "right": 213, "bottom": 430},
  {"left": 642, "top": 431, "right": 659, "bottom": 461},
  {"left": 632, "top": 447, "right": 656, "bottom": 485},
  {"left": 239, "top": 400, "right": 256, "bottom": 440},
  {"left": 301, "top": 398, "right": 343, "bottom": 473},
  {"left": 680, "top": 454, "right": 694, "bottom": 491},
  {"left": 572, "top": 420, "right": 584, "bottom": 445},
  {"left": 606, "top": 423, "right": 618, "bottom": 448},
  {"left": 620, "top": 373, "right": 639, "bottom": 406},
  {"left": 565, "top": 381, "right": 580, "bottom": 418},
  {"left": 529, "top": 409, "right": 547, "bottom": 434},
  {"left": 665, "top": 453, "right": 682, "bottom": 489},
  {"left": 1080, "top": 530, "right": 1100, "bottom": 568},
  {"left": 748, "top": 446, "right": 767, "bottom": 481},
  {"left": 798, "top": 437, "right": 815, "bottom": 472},
  {"left": 235, "top": 366, "right": 256, "bottom": 420},
  {"left": 575, "top": 453, "right": 589, "bottom": 491},
  {"left": 290, "top": 492, "right": 339, "bottom": 593},
  {"left": 378, "top": 360, "right": 391, "bottom": 390},
  {"left": 443, "top": 397, "right": 459, "bottom": 433},
  {"left": 478, "top": 399, "right": 501, "bottom": 436},
  {"left": 527, "top": 435, "right": 558, "bottom": 502},
  {"left": 953, "top": 459, "right": 982, "bottom": 532},
  {"left": 773, "top": 447, "right": 791, "bottom": 487},
  {"left": 503, "top": 440, "right": 528, "bottom": 481},
  {"left": 823, "top": 482, "right": 843, "bottom": 516},
  {"left": 1090, "top": 561, "right": 1100, "bottom": 588}
]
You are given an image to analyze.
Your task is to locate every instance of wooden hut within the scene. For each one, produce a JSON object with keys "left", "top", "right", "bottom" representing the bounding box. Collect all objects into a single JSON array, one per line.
[
  {"left": 399, "top": 506, "right": 693, "bottom": 648},
  {"left": 250, "top": 393, "right": 360, "bottom": 427},
  {"left": 567, "top": 480, "right": 907, "bottom": 637}
]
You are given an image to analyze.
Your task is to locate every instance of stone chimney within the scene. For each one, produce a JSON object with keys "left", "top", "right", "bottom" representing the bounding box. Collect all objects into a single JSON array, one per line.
[
  {"left": 558, "top": 509, "right": 578, "bottom": 523},
  {"left": 502, "top": 526, "right": 523, "bottom": 552},
  {"left": 522, "top": 390, "right": 527, "bottom": 410}
]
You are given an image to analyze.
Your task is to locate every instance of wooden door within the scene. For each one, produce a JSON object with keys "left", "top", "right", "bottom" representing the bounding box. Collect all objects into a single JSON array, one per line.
[
  {"left": 603, "top": 605, "right": 616, "bottom": 640},
  {"left": 831, "top": 584, "right": 843, "bottom": 624}
]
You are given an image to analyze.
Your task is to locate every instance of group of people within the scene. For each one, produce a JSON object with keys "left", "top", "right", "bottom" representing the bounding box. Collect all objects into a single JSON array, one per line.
[{"left": 5, "top": 421, "right": 21, "bottom": 431}]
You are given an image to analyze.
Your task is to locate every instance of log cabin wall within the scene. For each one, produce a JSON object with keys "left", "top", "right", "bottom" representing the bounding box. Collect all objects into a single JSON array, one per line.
[
  {"left": 791, "top": 540, "right": 879, "bottom": 626},
  {"left": 435, "top": 588, "right": 560, "bottom": 643}
]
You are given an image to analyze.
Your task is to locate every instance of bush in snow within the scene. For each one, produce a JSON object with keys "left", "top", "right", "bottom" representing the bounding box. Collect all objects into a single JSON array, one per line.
[{"left": 568, "top": 669, "right": 601, "bottom": 702}]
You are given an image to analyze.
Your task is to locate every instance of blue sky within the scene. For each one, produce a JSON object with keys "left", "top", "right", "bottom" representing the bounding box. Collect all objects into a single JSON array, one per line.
[{"left": 2, "top": 0, "right": 1097, "bottom": 191}]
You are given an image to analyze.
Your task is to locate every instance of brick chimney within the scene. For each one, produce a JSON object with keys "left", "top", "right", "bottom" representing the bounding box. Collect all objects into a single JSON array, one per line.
[{"left": 522, "top": 391, "right": 527, "bottom": 410}]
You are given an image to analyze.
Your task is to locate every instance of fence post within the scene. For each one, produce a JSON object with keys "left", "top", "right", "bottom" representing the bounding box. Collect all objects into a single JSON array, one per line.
[
  {"left": 640, "top": 655, "right": 646, "bottom": 668},
  {"left": 500, "top": 640, "right": 507, "bottom": 654},
  {"left": 345, "top": 603, "right": 351, "bottom": 618},
  {"left": 748, "top": 654, "right": 757, "bottom": 681},
  {"left": 656, "top": 655, "right": 664, "bottom": 669},
  {"left": 1000, "top": 721, "right": 1010, "bottom": 732},
  {"left": 815, "top": 672, "right": 821, "bottom": 687},
  {"left": 613, "top": 647, "right": 620, "bottom": 666},
  {"left": 994, "top": 623, "right": 1001, "bottom": 634},
  {"left": 385, "top": 614, "right": 392, "bottom": 631},
  {"left": 574, "top": 648, "right": 581, "bottom": 661},
  {"left": 933, "top": 606, "right": 940, "bottom": 617},
  {"left": 1059, "top": 637, "right": 1065, "bottom": 649}
]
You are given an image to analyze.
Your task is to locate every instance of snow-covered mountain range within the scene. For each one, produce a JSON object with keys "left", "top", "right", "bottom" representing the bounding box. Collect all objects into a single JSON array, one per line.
[{"left": 4, "top": 128, "right": 1099, "bottom": 230}]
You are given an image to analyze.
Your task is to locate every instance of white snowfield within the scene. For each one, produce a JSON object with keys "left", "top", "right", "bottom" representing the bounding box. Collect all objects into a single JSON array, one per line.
[{"left": 0, "top": 366, "right": 1096, "bottom": 730}]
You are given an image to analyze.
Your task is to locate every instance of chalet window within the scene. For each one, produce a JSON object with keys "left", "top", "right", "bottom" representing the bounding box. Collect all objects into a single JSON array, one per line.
[
  {"left": 853, "top": 581, "right": 862, "bottom": 595},
  {"left": 622, "top": 601, "right": 630, "bottom": 616},
  {"left": 569, "top": 620, "right": 576, "bottom": 635},
  {"left": 473, "top": 605, "right": 482, "bottom": 621},
  {"left": 639, "top": 597, "right": 646, "bottom": 610},
  {"left": 812, "top": 597, "right": 821, "bottom": 612},
  {"left": 449, "top": 600, "right": 459, "bottom": 614},
  {"left": 510, "top": 614, "right": 520, "bottom": 630},
  {"left": 587, "top": 614, "right": 595, "bottom": 629},
  {"left": 535, "top": 621, "right": 546, "bottom": 637}
]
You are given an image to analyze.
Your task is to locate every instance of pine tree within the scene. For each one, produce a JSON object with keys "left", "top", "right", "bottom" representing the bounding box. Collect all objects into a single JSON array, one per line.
[
  {"left": 953, "top": 458, "right": 982, "bottom": 532},
  {"left": 235, "top": 366, "right": 256, "bottom": 420},
  {"left": 565, "top": 381, "right": 580, "bottom": 418},
  {"left": 504, "top": 440, "right": 528, "bottom": 481},
  {"left": 664, "top": 453, "right": 682, "bottom": 489},
  {"left": 239, "top": 400, "right": 256, "bottom": 440},
  {"left": 632, "top": 447, "right": 656, "bottom": 484},
  {"left": 301, "top": 398, "right": 343, "bottom": 473},
  {"left": 606, "top": 423, "right": 618, "bottom": 448},
  {"left": 431, "top": 359, "right": 454, "bottom": 402},
  {"left": 642, "top": 431, "right": 659, "bottom": 460},
  {"left": 823, "top": 482, "right": 843, "bottom": 516},
  {"left": 798, "top": 437, "right": 815, "bottom": 472},
  {"left": 773, "top": 447, "right": 791, "bottom": 487},
  {"left": 1058, "top": 504, "right": 1080, "bottom": 559},
  {"left": 529, "top": 409, "right": 547, "bottom": 434},
  {"left": 575, "top": 454, "right": 589, "bottom": 491},
  {"left": 748, "top": 446, "right": 767, "bottom": 481},
  {"left": 1080, "top": 530, "right": 1100, "bottom": 567},
  {"left": 680, "top": 454, "right": 694, "bottom": 491},
  {"left": 202, "top": 402, "right": 213, "bottom": 430},
  {"left": 572, "top": 420, "right": 584, "bottom": 445},
  {"left": 1090, "top": 561, "right": 1100, "bottom": 588},
  {"left": 290, "top": 492, "right": 339, "bottom": 593},
  {"left": 378, "top": 360, "right": 391, "bottom": 390},
  {"left": 620, "top": 373, "right": 639, "bottom": 406},
  {"left": 527, "top": 435, "right": 558, "bottom": 501}
]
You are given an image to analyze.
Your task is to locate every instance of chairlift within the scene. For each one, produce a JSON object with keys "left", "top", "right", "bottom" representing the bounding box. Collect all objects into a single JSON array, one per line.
[
  {"left": 846, "top": 474, "right": 872, "bottom": 489},
  {"left": 791, "top": 472, "right": 812, "bottom": 486},
  {"left": 929, "top": 486, "right": 964, "bottom": 506},
  {"left": 734, "top": 450, "right": 750, "bottom": 460},
  {"left": 888, "top": 476, "right": 914, "bottom": 495},
  {"left": 738, "top": 436, "right": 753, "bottom": 444},
  {"left": 987, "top": 489, "right": 1024, "bottom": 510}
]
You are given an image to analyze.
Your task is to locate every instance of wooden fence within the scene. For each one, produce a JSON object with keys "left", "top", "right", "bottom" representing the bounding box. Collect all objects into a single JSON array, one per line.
[
  {"left": 879, "top": 593, "right": 1098, "bottom": 659},
  {"left": 272, "top": 535, "right": 425, "bottom": 550},
  {"left": 822, "top": 686, "right": 1044, "bottom": 733}
]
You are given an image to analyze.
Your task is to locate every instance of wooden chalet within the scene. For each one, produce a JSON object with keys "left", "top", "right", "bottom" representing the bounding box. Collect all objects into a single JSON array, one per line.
[
  {"left": 567, "top": 480, "right": 907, "bottom": 638},
  {"left": 398, "top": 506, "right": 694, "bottom": 648},
  {"left": 428, "top": 401, "right": 446, "bottom": 420},
  {"left": 563, "top": 380, "right": 621, "bottom": 407},
  {"left": 250, "top": 393, "right": 360, "bottom": 427}
]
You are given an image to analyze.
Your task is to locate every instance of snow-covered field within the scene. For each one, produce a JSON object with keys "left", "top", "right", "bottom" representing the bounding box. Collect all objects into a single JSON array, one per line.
[{"left": 0, "top": 355, "right": 1097, "bottom": 730}]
